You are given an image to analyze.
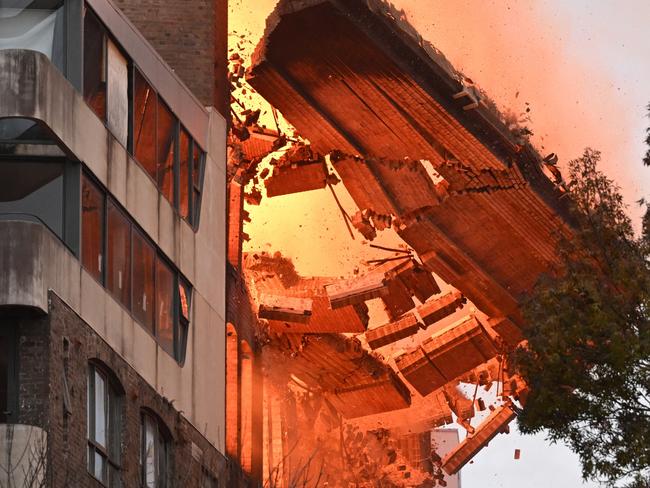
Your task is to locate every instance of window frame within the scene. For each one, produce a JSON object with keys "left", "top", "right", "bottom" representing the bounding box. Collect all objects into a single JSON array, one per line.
[
  {"left": 105, "top": 198, "right": 132, "bottom": 309},
  {"left": 87, "top": 362, "right": 122, "bottom": 487},
  {"left": 82, "top": 5, "right": 108, "bottom": 122},
  {"left": 81, "top": 172, "right": 106, "bottom": 283},
  {"left": 79, "top": 169, "right": 192, "bottom": 364},
  {"left": 80, "top": 6, "right": 207, "bottom": 231}
]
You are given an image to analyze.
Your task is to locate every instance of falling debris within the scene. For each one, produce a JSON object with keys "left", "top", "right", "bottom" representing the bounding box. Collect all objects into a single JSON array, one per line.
[
  {"left": 396, "top": 316, "right": 498, "bottom": 396},
  {"left": 441, "top": 403, "right": 517, "bottom": 474}
]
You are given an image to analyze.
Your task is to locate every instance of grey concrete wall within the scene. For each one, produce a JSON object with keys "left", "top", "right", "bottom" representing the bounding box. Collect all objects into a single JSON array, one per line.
[{"left": 0, "top": 50, "right": 227, "bottom": 452}]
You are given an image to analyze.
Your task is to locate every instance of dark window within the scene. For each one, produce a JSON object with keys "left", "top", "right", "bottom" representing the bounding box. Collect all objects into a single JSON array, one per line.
[
  {"left": 192, "top": 145, "right": 205, "bottom": 228},
  {"left": 0, "top": 328, "right": 17, "bottom": 423},
  {"left": 0, "top": 1, "right": 65, "bottom": 71},
  {"left": 82, "top": 175, "right": 105, "bottom": 282},
  {"left": 0, "top": 161, "right": 65, "bottom": 237},
  {"left": 132, "top": 230, "right": 155, "bottom": 333},
  {"left": 88, "top": 363, "right": 122, "bottom": 487},
  {"left": 83, "top": 8, "right": 107, "bottom": 121},
  {"left": 178, "top": 128, "right": 190, "bottom": 220},
  {"left": 133, "top": 68, "right": 157, "bottom": 180},
  {"left": 0, "top": 118, "right": 53, "bottom": 143},
  {"left": 156, "top": 100, "right": 176, "bottom": 204},
  {"left": 141, "top": 412, "right": 170, "bottom": 488},
  {"left": 0, "top": 335, "right": 7, "bottom": 423},
  {"left": 106, "top": 201, "right": 131, "bottom": 308},
  {"left": 155, "top": 259, "right": 175, "bottom": 355}
]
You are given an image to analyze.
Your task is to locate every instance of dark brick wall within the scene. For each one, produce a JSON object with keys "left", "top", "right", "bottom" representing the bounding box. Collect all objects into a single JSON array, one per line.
[
  {"left": 111, "top": 0, "right": 229, "bottom": 117},
  {"left": 3, "top": 293, "right": 230, "bottom": 487},
  {"left": 15, "top": 313, "right": 50, "bottom": 428}
]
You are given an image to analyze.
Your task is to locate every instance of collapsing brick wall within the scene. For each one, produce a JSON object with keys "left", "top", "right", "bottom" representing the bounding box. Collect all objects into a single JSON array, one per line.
[
  {"left": 264, "top": 333, "right": 412, "bottom": 418},
  {"left": 396, "top": 315, "right": 498, "bottom": 396}
]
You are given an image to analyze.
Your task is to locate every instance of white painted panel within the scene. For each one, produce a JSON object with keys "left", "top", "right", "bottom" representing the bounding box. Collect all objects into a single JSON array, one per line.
[{"left": 106, "top": 39, "right": 128, "bottom": 147}]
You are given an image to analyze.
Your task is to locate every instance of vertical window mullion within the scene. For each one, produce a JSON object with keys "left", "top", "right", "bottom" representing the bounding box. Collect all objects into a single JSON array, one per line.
[
  {"left": 188, "top": 140, "right": 194, "bottom": 223},
  {"left": 153, "top": 255, "right": 158, "bottom": 339},
  {"left": 173, "top": 122, "right": 180, "bottom": 210},
  {"left": 127, "top": 62, "right": 134, "bottom": 154},
  {"left": 101, "top": 190, "right": 107, "bottom": 285},
  {"left": 154, "top": 94, "right": 159, "bottom": 191}
]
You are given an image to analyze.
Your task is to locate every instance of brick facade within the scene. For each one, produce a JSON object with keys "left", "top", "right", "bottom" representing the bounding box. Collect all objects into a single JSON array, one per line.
[
  {"left": 111, "top": 0, "right": 229, "bottom": 117},
  {"left": 225, "top": 263, "right": 265, "bottom": 486},
  {"left": 4, "top": 292, "right": 230, "bottom": 487}
]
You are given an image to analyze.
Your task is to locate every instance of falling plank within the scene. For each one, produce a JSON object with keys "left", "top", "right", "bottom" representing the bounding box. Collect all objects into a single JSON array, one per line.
[{"left": 441, "top": 403, "right": 516, "bottom": 474}]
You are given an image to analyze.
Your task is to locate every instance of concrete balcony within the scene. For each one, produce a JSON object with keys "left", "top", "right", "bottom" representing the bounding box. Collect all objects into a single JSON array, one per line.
[
  {"left": 0, "top": 220, "right": 78, "bottom": 314},
  {"left": 0, "top": 424, "right": 47, "bottom": 487}
]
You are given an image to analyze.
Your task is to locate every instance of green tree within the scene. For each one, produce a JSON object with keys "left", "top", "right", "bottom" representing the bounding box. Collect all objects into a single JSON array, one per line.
[{"left": 512, "top": 148, "right": 650, "bottom": 487}]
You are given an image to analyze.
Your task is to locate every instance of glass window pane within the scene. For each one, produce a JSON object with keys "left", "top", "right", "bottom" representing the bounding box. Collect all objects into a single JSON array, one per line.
[
  {"left": 144, "top": 416, "right": 156, "bottom": 487},
  {"left": 0, "top": 161, "right": 64, "bottom": 238},
  {"left": 83, "top": 8, "right": 106, "bottom": 121},
  {"left": 192, "top": 147, "right": 204, "bottom": 227},
  {"left": 95, "top": 450, "right": 106, "bottom": 481},
  {"left": 106, "top": 201, "right": 131, "bottom": 308},
  {"left": 132, "top": 231, "right": 155, "bottom": 332},
  {"left": 176, "top": 279, "right": 191, "bottom": 363},
  {"left": 94, "top": 371, "right": 106, "bottom": 447},
  {"left": 107, "top": 386, "right": 120, "bottom": 461},
  {"left": 88, "top": 445, "right": 95, "bottom": 473},
  {"left": 107, "top": 38, "right": 128, "bottom": 146},
  {"left": 192, "top": 145, "right": 202, "bottom": 188},
  {"left": 0, "top": 3, "right": 65, "bottom": 71},
  {"left": 133, "top": 69, "right": 157, "bottom": 180},
  {"left": 156, "top": 259, "right": 174, "bottom": 355},
  {"left": 178, "top": 280, "right": 191, "bottom": 322},
  {"left": 0, "top": 118, "right": 51, "bottom": 142},
  {"left": 82, "top": 176, "right": 104, "bottom": 282},
  {"left": 179, "top": 129, "right": 190, "bottom": 219},
  {"left": 157, "top": 100, "right": 175, "bottom": 204}
]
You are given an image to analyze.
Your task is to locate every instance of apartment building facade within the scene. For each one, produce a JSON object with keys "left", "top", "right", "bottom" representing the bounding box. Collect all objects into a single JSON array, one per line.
[{"left": 0, "top": 0, "right": 234, "bottom": 486}]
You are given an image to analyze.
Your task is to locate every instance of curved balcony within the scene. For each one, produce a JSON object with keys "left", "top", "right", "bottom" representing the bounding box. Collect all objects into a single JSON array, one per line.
[{"left": 0, "top": 220, "right": 77, "bottom": 313}]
